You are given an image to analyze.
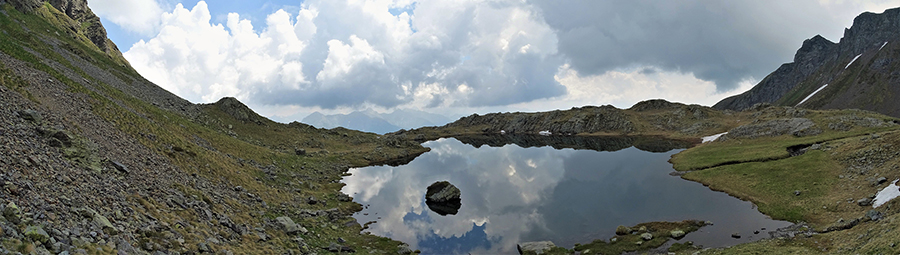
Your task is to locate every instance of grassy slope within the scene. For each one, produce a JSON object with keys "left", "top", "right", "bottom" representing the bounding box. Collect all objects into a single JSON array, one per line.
[
  {"left": 670, "top": 113, "right": 900, "bottom": 254},
  {"left": 669, "top": 109, "right": 898, "bottom": 171},
  {"left": 0, "top": 4, "right": 427, "bottom": 254}
]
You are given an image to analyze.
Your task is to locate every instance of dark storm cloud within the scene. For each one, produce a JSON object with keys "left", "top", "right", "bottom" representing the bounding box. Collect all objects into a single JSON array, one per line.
[{"left": 530, "top": 0, "right": 840, "bottom": 91}]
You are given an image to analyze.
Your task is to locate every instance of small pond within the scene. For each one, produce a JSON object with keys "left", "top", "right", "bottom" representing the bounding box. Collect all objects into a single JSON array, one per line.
[{"left": 341, "top": 135, "right": 791, "bottom": 254}]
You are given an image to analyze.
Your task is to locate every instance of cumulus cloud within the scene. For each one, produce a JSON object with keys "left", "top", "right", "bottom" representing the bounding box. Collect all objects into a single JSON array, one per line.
[
  {"left": 124, "top": 0, "right": 565, "bottom": 110},
  {"left": 553, "top": 65, "right": 755, "bottom": 108},
  {"left": 88, "top": 0, "right": 164, "bottom": 35}
]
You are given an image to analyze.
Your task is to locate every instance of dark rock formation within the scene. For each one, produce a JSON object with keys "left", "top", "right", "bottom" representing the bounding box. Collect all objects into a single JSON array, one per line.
[
  {"left": 714, "top": 35, "right": 838, "bottom": 111},
  {"left": 425, "top": 181, "right": 461, "bottom": 215}
]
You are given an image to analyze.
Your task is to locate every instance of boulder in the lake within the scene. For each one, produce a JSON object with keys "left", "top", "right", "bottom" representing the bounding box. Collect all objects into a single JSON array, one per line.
[
  {"left": 426, "top": 181, "right": 461, "bottom": 203},
  {"left": 425, "top": 181, "right": 463, "bottom": 216},
  {"left": 516, "top": 241, "right": 555, "bottom": 255}
]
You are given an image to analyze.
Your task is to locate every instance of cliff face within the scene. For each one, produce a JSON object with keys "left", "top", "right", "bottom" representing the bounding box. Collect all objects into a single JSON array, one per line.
[{"left": 714, "top": 7, "right": 900, "bottom": 115}]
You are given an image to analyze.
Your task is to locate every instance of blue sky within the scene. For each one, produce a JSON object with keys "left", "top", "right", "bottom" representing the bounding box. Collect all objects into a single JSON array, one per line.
[{"left": 87, "top": 0, "right": 899, "bottom": 122}]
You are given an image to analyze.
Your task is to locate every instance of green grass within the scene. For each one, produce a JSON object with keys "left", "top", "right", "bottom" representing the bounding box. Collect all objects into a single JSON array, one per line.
[
  {"left": 687, "top": 238, "right": 816, "bottom": 255},
  {"left": 670, "top": 111, "right": 900, "bottom": 171},
  {"left": 682, "top": 150, "right": 839, "bottom": 224}
]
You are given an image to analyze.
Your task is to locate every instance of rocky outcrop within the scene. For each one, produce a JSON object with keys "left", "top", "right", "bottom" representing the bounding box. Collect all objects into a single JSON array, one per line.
[
  {"left": 448, "top": 105, "right": 635, "bottom": 135},
  {"left": 8, "top": 0, "right": 126, "bottom": 64},
  {"left": 213, "top": 97, "right": 267, "bottom": 125},
  {"left": 715, "top": 7, "right": 900, "bottom": 113},
  {"left": 399, "top": 99, "right": 731, "bottom": 142}
]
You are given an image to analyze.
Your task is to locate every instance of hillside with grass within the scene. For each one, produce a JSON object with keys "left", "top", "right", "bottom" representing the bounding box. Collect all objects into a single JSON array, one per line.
[{"left": 0, "top": 1, "right": 428, "bottom": 254}]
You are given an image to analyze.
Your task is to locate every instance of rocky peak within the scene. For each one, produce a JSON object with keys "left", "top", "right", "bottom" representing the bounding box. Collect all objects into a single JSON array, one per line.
[
  {"left": 840, "top": 7, "right": 900, "bottom": 56},
  {"left": 214, "top": 97, "right": 266, "bottom": 125},
  {"left": 793, "top": 35, "right": 837, "bottom": 64},
  {"left": 714, "top": 7, "right": 900, "bottom": 112}
]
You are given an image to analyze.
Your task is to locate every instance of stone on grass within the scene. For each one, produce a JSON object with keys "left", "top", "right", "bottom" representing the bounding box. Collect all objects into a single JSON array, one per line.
[
  {"left": 276, "top": 216, "right": 308, "bottom": 235},
  {"left": 670, "top": 230, "right": 686, "bottom": 239}
]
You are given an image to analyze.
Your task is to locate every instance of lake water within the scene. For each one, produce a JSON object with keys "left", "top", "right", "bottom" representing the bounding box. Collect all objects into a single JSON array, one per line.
[{"left": 341, "top": 136, "right": 791, "bottom": 254}]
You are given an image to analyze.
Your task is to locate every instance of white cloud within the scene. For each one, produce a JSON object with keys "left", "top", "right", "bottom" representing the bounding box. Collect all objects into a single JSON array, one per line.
[
  {"left": 124, "top": 1, "right": 312, "bottom": 103},
  {"left": 123, "top": 0, "right": 564, "bottom": 113},
  {"left": 317, "top": 36, "right": 384, "bottom": 82},
  {"left": 88, "top": 0, "right": 164, "bottom": 36},
  {"left": 553, "top": 65, "right": 756, "bottom": 109}
]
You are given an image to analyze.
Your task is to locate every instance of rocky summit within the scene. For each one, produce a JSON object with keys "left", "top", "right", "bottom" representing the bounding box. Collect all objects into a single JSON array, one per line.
[{"left": 715, "top": 7, "right": 900, "bottom": 117}]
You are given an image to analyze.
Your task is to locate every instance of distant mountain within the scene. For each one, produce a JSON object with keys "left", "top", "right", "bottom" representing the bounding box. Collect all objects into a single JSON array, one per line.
[
  {"left": 368, "top": 109, "right": 453, "bottom": 129},
  {"left": 714, "top": 7, "right": 900, "bottom": 117},
  {"left": 303, "top": 111, "right": 401, "bottom": 134},
  {"left": 302, "top": 109, "right": 452, "bottom": 134}
]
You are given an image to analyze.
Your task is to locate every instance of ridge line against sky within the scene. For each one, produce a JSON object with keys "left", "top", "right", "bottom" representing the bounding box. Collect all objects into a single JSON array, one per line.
[{"left": 87, "top": 0, "right": 898, "bottom": 122}]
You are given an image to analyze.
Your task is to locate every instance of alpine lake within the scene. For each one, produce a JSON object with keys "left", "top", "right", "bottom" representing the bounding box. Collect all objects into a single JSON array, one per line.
[{"left": 341, "top": 135, "right": 791, "bottom": 254}]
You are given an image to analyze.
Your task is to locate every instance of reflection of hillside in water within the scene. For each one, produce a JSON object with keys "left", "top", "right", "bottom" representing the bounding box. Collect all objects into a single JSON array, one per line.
[{"left": 452, "top": 134, "right": 695, "bottom": 153}]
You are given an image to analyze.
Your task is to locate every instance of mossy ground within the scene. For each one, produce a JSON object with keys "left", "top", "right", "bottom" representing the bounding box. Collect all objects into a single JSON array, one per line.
[{"left": 671, "top": 113, "right": 900, "bottom": 254}]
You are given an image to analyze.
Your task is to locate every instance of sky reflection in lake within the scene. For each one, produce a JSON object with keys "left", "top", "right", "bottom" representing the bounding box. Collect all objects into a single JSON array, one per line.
[{"left": 341, "top": 137, "right": 790, "bottom": 254}]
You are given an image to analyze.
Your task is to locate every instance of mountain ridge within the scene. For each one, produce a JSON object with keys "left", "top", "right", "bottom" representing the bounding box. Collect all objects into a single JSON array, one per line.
[{"left": 714, "top": 7, "right": 900, "bottom": 116}]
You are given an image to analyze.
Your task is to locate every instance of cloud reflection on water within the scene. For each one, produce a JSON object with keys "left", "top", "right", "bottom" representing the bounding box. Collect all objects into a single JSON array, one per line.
[{"left": 342, "top": 137, "right": 790, "bottom": 254}]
